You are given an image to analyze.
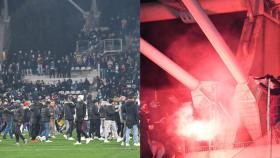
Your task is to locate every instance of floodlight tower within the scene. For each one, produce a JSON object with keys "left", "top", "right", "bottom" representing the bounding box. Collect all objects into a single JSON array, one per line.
[
  {"left": 67, "top": 0, "right": 101, "bottom": 32},
  {"left": 67, "top": 0, "right": 89, "bottom": 19},
  {"left": 0, "top": 0, "right": 10, "bottom": 57}
]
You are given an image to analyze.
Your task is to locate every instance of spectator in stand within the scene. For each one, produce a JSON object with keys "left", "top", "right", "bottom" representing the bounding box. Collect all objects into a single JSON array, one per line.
[
  {"left": 37, "top": 54, "right": 44, "bottom": 75},
  {"left": 31, "top": 51, "right": 37, "bottom": 75},
  {"left": 22, "top": 61, "right": 28, "bottom": 76},
  {"left": 56, "top": 59, "right": 63, "bottom": 78},
  {"left": 49, "top": 61, "right": 56, "bottom": 78},
  {"left": 66, "top": 58, "right": 72, "bottom": 78},
  {"left": 27, "top": 60, "right": 32, "bottom": 75},
  {"left": 62, "top": 58, "right": 67, "bottom": 78}
]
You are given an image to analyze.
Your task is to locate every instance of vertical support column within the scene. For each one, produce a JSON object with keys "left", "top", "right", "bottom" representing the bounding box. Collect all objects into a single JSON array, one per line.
[
  {"left": 266, "top": 78, "right": 272, "bottom": 158},
  {"left": 4, "top": 0, "right": 8, "bottom": 21},
  {"left": 91, "top": 0, "right": 100, "bottom": 25}
]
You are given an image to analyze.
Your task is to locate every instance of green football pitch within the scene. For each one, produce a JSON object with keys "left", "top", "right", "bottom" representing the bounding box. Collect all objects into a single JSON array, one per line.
[{"left": 0, "top": 134, "right": 140, "bottom": 158}]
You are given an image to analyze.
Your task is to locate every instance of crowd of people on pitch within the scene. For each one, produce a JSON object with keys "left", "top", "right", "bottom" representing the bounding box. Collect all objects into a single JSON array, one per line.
[
  {"left": 0, "top": 93, "right": 140, "bottom": 146},
  {"left": 0, "top": 10, "right": 140, "bottom": 147}
]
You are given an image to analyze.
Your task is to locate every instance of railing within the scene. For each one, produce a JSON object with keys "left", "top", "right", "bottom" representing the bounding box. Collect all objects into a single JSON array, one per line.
[
  {"left": 103, "top": 38, "right": 122, "bottom": 54},
  {"left": 75, "top": 38, "right": 123, "bottom": 78},
  {"left": 76, "top": 38, "right": 123, "bottom": 55}
]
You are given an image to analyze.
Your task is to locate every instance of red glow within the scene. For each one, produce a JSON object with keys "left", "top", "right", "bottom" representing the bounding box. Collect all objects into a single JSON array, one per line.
[
  {"left": 140, "top": 38, "right": 200, "bottom": 90},
  {"left": 181, "top": 0, "right": 247, "bottom": 84}
]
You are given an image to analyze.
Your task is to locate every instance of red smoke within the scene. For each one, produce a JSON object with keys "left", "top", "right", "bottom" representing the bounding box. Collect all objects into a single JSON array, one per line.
[{"left": 141, "top": 12, "right": 247, "bottom": 156}]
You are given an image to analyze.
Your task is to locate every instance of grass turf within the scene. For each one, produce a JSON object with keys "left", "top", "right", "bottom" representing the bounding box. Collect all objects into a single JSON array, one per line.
[{"left": 0, "top": 134, "right": 140, "bottom": 158}]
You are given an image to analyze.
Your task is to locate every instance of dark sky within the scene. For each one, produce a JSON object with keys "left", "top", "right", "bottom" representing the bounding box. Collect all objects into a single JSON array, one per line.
[{"left": 7, "top": 0, "right": 139, "bottom": 56}]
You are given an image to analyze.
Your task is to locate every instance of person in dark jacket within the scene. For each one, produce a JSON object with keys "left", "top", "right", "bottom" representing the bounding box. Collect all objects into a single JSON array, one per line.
[
  {"left": 74, "top": 95, "right": 90, "bottom": 145},
  {"left": 87, "top": 95, "right": 94, "bottom": 138},
  {"left": 88, "top": 97, "right": 101, "bottom": 139},
  {"left": 123, "top": 98, "right": 139, "bottom": 146},
  {"left": 63, "top": 97, "right": 75, "bottom": 140},
  {"left": 49, "top": 61, "right": 56, "bottom": 78},
  {"left": 30, "top": 101, "right": 42, "bottom": 142},
  {"left": 104, "top": 100, "right": 122, "bottom": 143},
  {"left": 0, "top": 104, "right": 5, "bottom": 134},
  {"left": 13, "top": 101, "right": 27, "bottom": 145},
  {"left": 40, "top": 100, "right": 52, "bottom": 143}
]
